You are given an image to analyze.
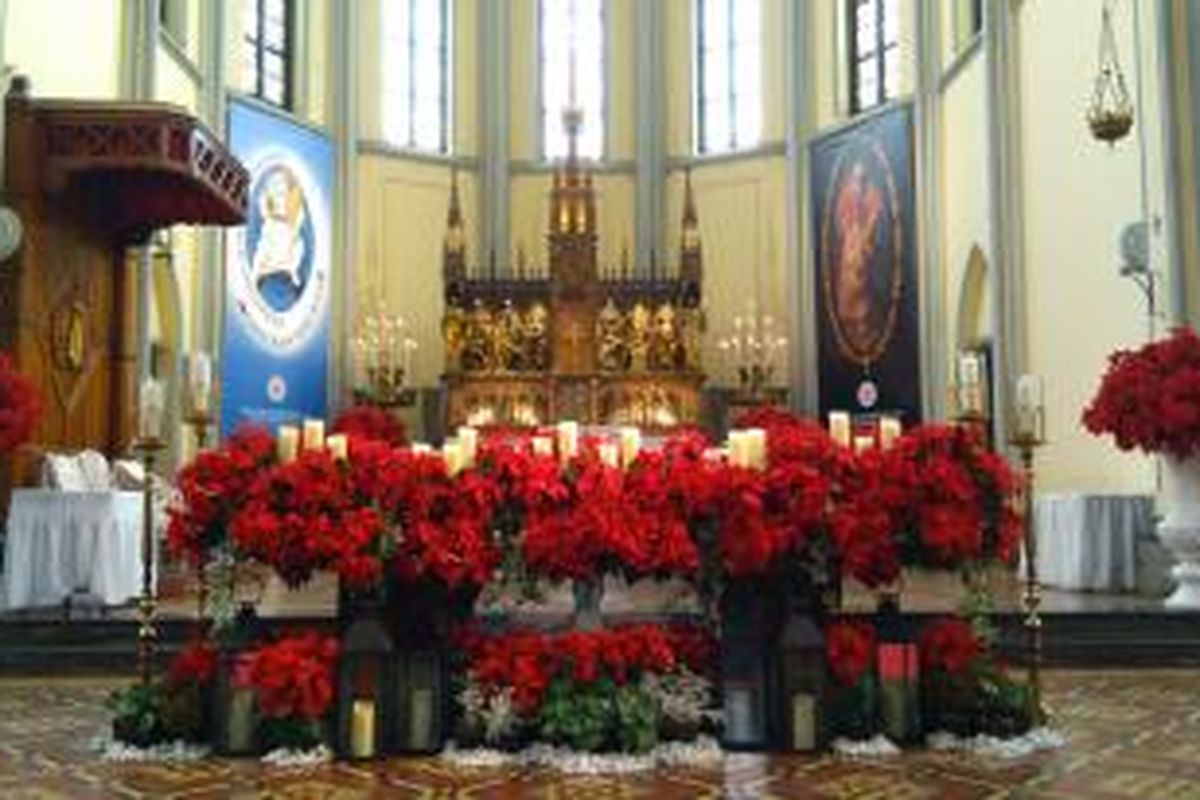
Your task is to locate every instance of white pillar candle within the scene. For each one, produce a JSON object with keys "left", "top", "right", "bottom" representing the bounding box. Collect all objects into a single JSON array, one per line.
[
  {"left": 745, "top": 428, "right": 767, "bottom": 470},
  {"left": 618, "top": 426, "right": 641, "bottom": 468},
  {"left": 442, "top": 440, "right": 464, "bottom": 475},
  {"left": 411, "top": 442, "right": 433, "bottom": 456},
  {"left": 277, "top": 425, "right": 300, "bottom": 464},
  {"left": 1015, "top": 373, "right": 1044, "bottom": 439},
  {"left": 532, "top": 436, "right": 554, "bottom": 458},
  {"left": 138, "top": 377, "right": 165, "bottom": 441},
  {"left": 828, "top": 411, "right": 852, "bottom": 448},
  {"left": 326, "top": 434, "right": 349, "bottom": 462},
  {"left": 854, "top": 435, "right": 875, "bottom": 455},
  {"left": 958, "top": 352, "right": 984, "bottom": 415},
  {"left": 878, "top": 414, "right": 902, "bottom": 450},
  {"left": 728, "top": 431, "right": 749, "bottom": 468},
  {"left": 557, "top": 421, "right": 579, "bottom": 462},
  {"left": 791, "top": 693, "right": 816, "bottom": 751},
  {"left": 457, "top": 425, "right": 479, "bottom": 468},
  {"left": 188, "top": 352, "right": 212, "bottom": 416},
  {"left": 598, "top": 442, "right": 619, "bottom": 468},
  {"left": 302, "top": 419, "right": 325, "bottom": 451}
]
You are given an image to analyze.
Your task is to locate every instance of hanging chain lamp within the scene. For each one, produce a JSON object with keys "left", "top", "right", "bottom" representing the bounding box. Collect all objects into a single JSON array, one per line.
[{"left": 1087, "top": 0, "right": 1134, "bottom": 145}]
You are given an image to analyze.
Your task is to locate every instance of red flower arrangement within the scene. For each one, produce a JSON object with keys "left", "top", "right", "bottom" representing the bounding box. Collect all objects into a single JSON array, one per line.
[
  {"left": 234, "top": 632, "right": 339, "bottom": 720},
  {"left": 918, "top": 616, "right": 982, "bottom": 676},
  {"left": 825, "top": 620, "right": 877, "bottom": 687},
  {"left": 332, "top": 404, "right": 407, "bottom": 447},
  {"left": 1083, "top": 327, "right": 1200, "bottom": 459},
  {"left": 461, "top": 623, "right": 711, "bottom": 715},
  {"left": 166, "top": 426, "right": 276, "bottom": 565},
  {"left": 167, "top": 638, "right": 217, "bottom": 689},
  {"left": 0, "top": 352, "right": 41, "bottom": 455}
]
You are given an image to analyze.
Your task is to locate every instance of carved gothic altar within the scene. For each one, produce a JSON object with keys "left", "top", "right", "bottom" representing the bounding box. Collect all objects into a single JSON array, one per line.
[{"left": 441, "top": 116, "right": 706, "bottom": 429}]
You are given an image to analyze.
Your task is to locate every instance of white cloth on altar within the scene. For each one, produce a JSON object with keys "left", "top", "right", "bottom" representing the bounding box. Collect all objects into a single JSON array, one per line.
[
  {"left": 1027, "top": 493, "right": 1151, "bottom": 592},
  {"left": 2, "top": 489, "right": 149, "bottom": 609}
]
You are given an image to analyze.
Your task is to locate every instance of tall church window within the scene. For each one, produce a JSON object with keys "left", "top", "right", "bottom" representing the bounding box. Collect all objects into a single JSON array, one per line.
[
  {"left": 695, "top": 0, "right": 762, "bottom": 155},
  {"left": 848, "top": 0, "right": 901, "bottom": 114},
  {"left": 240, "top": 0, "right": 294, "bottom": 109},
  {"left": 382, "top": 0, "right": 452, "bottom": 153},
  {"left": 541, "top": 0, "right": 604, "bottom": 160}
]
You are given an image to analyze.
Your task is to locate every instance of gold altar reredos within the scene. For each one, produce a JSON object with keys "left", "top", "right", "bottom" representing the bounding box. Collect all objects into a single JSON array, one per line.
[{"left": 440, "top": 112, "right": 705, "bottom": 429}]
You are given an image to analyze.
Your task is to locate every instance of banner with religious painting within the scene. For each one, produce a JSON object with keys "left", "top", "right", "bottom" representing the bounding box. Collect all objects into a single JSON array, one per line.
[
  {"left": 220, "top": 100, "right": 333, "bottom": 436},
  {"left": 809, "top": 103, "right": 920, "bottom": 423}
]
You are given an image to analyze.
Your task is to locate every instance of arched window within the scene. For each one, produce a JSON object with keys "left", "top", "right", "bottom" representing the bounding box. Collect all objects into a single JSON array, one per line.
[
  {"left": 848, "top": 0, "right": 901, "bottom": 114},
  {"left": 541, "top": 0, "right": 604, "bottom": 160},
  {"left": 695, "top": 0, "right": 761, "bottom": 155},
  {"left": 382, "top": 0, "right": 452, "bottom": 153},
  {"left": 239, "top": 0, "right": 294, "bottom": 109}
]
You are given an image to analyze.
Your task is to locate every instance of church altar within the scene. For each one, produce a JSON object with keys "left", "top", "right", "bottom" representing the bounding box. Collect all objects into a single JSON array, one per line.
[{"left": 439, "top": 113, "right": 705, "bottom": 430}]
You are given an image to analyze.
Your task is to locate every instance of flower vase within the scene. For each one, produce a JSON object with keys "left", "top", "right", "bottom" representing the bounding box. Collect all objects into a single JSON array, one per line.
[
  {"left": 572, "top": 577, "right": 604, "bottom": 631},
  {"left": 1158, "top": 455, "right": 1200, "bottom": 609}
]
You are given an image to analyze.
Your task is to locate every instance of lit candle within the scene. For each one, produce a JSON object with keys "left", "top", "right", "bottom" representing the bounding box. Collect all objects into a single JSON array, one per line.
[
  {"left": 958, "top": 352, "right": 984, "bottom": 415},
  {"left": 745, "top": 428, "right": 767, "bottom": 470},
  {"left": 618, "top": 426, "right": 641, "bottom": 468},
  {"left": 557, "top": 421, "right": 579, "bottom": 462},
  {"left": 457, "top": 426, "right": 479, "bottom": 468},
  {"left": 350, "top": 699, "right": 376, "bottom": 759},
  {"left": 854, "top": 435, "right": 875, "bottom": 455},
  {"left": 878, "top": 415, "right": 902, "bottom": 450},
  {"left": 828, "top": 411, "right": 852, "bottom": 448},
  {"left": 411, "top": 442, "right": 433, "bottom": 456},
  {"left": 276, "top": 425, "right": 300, "bottom": 463},
  {"left": 791, "top": 693, "right": 816, "bottom": 751},
  {"left": 727, "top": 431, "right": 747, "bottom": 468},
  {"left": 532, "top": 436, "right": 555, "bottom": 458},
  {"left": 598, "top": 442, "right": 619, "bottom": 468},
  {"left": 1015, "top": 373, "right": 1044, "bottom": 440},
  {"left": 227, "top": 686, "right": 257, "bottom": 754},
  {"left": 302, "top": 419, "right": 325, "bottom": 451},
  {"left": 443, "top": 439, "right": 464, "bottom": 475},
  {"left": 138, "top": 377, "right": 165, "bottom": 441},
  {"left": 326, "top": 434, "right": 349, "bottom": 461},
  {"left": 408, "top": 688, "right": 435, "bottom": 752},
  {"left": 188, "top": 352, "right": 212, "bottom": 416}
]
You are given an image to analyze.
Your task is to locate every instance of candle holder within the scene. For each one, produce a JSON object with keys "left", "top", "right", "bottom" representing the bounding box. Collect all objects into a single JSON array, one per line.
[
  {"left": 185, "top": 411, "right": 214, "bottom": 625},
  {"left": 133, "top": 436, "right": 166, "bottom": 687},
  {"left": 1008, "top": 414, "right": 1047, "bottom": 726}
]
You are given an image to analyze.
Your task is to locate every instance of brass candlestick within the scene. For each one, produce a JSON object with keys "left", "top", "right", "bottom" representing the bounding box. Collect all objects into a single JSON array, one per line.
[
  {"left": 186, "top": 412, "right": 213, "bottom": 625},
  {"left": 134, "top": 436, "right": 166, "bottom": 686},
  {"left": 1009, "top": 412, "right": 1047, "bottom": 726}
]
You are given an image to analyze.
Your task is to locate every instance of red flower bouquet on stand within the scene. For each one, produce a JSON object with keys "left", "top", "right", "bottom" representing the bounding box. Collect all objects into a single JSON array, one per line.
[
  {"left": 0, "top": 352, "right": 41, "bottom": 455},
  {"left": 824, "top": 620, "right": 879, "bottom": 739},
  {"left": 234, "top": 632, "right": 340, "bottom": 750}
]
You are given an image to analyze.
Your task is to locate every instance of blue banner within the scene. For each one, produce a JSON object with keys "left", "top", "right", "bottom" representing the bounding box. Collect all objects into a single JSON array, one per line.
[{"left": 221, "top": 100, "right": 333, "bottom": 436}]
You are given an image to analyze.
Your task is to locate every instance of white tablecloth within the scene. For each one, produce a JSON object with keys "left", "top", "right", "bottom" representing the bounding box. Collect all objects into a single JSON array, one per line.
[
  {"left": 1029, "top": 493, "right": 1152, "bottom": 592},
  {"left": 2, "top": 490, "right": 147, "bottom": 609}
]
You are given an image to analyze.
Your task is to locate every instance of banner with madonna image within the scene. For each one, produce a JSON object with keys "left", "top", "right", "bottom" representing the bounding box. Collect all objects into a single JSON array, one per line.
[
  {"left": 809, "top": 102, "right": 920, "bottom": 423},
  {"left": 220, "top": 99, "right": 333, "bottom": 436}
]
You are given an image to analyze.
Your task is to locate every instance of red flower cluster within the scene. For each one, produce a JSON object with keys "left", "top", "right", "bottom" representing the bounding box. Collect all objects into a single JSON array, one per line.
[
  {"left": 234, "top": 632, "right": 339, "bottom": 720},
  {"left": 874, "top": 424, "right": 1022, "bottom": 571},
  {"left": 918, "top": 616, "right": 982, "bottom": 676},
  {"left": 332, "top": 404, "right": 407, "bottom": 447},
  {"left": 0, "top": 352, "right": 41, "bottom": 455},
  {"left": 825, "top": 620, "right": 876, "bottom": 687},
  {"left": 461, "top": 623, "right": 711, "bottom": 714},
  {"left": 167, "top": 638, "right": 217, "bottom": 688},
  {"left": 1083, "top": 327, "right": 1200, "bottom": 459},
  {"left": 166, "top": 427, "right": 276, "bottom": 565},
  {"left": 231, "top": 450, "right": 386, "bottom": 589}
]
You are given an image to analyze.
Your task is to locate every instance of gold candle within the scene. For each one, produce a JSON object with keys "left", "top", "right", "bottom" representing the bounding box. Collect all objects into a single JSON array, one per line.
[{"left": 350, "top": 699, "right": 376, "bottom": 759}]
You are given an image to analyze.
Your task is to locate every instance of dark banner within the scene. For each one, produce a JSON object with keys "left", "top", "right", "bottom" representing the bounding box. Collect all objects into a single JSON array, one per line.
[{"left": 810, "top": 102, "right": 920, "bottom": 422}]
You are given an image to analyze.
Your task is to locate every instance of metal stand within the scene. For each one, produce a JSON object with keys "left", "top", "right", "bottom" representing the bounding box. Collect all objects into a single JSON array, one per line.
[{"left": 134, "top": 437, "right": 165, "bottom": 686}]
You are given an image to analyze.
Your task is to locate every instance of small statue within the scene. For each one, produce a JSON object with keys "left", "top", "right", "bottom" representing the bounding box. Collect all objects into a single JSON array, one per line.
[
  {"left": 523, "top": 303, "right": 550, "bottom": 372},
  {"left": 442, "top": 305, "right": 467, "bottom": 372},
  {"left": 463, "top": 302, "right": 494, "bottom": 372},
  {"left": 595, "top": 298, "right": 627, "bottom": 372},
  {"left": 681, "top": 306, "right": 705, "bottom": 371},
  {"left": 649, "top": 303, "right": 678, "bottom": 371},
  {"left": 629, "top": 303, "right": 651, "bottom": 373},
  {"left": 496, "top": 300, "right": 524, "bottom": 371}
]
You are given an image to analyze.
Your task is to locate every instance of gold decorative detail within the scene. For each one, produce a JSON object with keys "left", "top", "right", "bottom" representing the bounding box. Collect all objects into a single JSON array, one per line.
[{"left": 50, "top": 303, "right": 86, "bottom": 373}]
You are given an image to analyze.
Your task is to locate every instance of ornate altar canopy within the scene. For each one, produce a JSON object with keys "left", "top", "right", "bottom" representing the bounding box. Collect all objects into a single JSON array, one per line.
[{"left": 441, "top": 114, "right": 706, "bottom": 429}]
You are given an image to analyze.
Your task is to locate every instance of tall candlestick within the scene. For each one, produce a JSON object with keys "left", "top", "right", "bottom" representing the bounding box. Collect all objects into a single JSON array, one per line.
[
  {"left": 828, "top": 411, "right": 852, "bottom": 448},
  {"left": 188, "top": 352, "right": 212, "bottom": 416},
  {"left": 1015, "top": 374, "right": 1045, "bottom": 441},
  {"left": 302, "top": 419, "right": 326, "bottom": 451},
  {"left": 138, "top": 377, "right": 164, "bottom": 441},
  {"left": 277, "top": 425, "right": 300, "bottom": 463}
]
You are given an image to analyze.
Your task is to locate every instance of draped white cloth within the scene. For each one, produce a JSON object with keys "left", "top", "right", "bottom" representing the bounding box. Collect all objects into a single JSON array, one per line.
[
  {"left": 2, "top": 490, "right": 148, "bottom": 609},
  {"left": 1028, "top": 493, "right": 1152, "bottom": 592}
]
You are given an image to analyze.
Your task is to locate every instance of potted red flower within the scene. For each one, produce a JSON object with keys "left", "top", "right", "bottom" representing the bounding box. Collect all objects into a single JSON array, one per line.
[
  {"left": 823, "top": 620, "right": 878, "bottom": 740},
  {"left": 234, "top": 631, "right": 339, "bottom": 751},
  {"left": 0, "top": 352, "right": 41, "bottom": 455}
]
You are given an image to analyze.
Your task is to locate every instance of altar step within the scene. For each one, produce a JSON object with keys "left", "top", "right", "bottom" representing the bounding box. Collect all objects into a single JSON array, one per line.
[{"left": 0, "top": 611, "right": 1197, "bottom": 674}]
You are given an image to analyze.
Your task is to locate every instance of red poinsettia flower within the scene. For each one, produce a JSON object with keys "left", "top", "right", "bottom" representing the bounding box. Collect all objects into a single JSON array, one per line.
[
  {"left": 825, "top": 620, "right": 876, "bottom": 687},
  {"left": 167, "top": 637, "right": 217, "bottom": 688},
  {"left": 234, "top": 631, "right": 340, "bottom": 720},
  {"left": 0, "top": 352, "right": 41, "bottom": 455},
  {"left": 918, "top": 616, "right": 982, "bottom": 676},
  {"left": 332, "top": 404, "right": 407, "bottom": 446}
]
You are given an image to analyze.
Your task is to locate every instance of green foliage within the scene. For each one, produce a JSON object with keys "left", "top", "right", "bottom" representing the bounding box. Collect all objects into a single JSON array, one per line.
[
  {"left": 614, "top": 684, "right": 660, "bottom": 753},
  {"left": 536, "top": 677, "right": 663, "bottom": 754},
  {"left": 260, "top": 716, "right": 325, "bottom": 751},
  {"left": 827, "top": 673, "right": 880, "bottom": 740},
  {"left": 107, "top": 681, "right": 208, "bottom": 747}
]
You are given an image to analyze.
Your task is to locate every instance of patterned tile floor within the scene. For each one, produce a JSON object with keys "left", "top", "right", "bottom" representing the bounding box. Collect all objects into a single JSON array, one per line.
[{"left": 0, "top": 670, "right": 1198, "bottom": 799}]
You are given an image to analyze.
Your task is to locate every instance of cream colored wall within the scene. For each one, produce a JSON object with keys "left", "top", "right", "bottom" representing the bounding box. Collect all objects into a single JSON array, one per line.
[
  {"left": 5, "top": 0, "right": 122, "bottom": 98},
  {"left": 224, "top": 0, "right": 329, "bottom": 126},
  {"left": 1017, "top": 0, "right": 1165, "bottom": 492}
]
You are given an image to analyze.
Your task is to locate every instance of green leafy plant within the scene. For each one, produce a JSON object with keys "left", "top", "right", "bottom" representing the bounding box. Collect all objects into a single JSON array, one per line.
[
  {"left": 537, "top": 678, "right": 615, "bottom": 752},
  {"left": 107, "top": 684, "right": 167, "bottom": 748},
  {"left": 614, "top": 684, "right": 660, "bottom": 753}
]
